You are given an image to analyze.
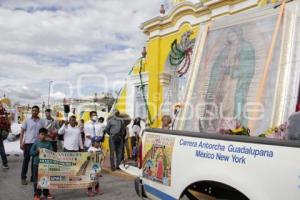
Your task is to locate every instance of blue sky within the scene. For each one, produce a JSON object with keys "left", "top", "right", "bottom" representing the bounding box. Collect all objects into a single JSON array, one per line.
[{"left": 0, "top": 0, "right": 176, "bottom": 105}]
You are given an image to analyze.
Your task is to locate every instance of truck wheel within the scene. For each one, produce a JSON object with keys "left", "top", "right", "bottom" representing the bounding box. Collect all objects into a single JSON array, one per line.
[
  {"left": 180, "top": 189, "right": 217, "bottom": 200},
  {"left": 180, "top": 181, "right": 248, "bottom": 200}
]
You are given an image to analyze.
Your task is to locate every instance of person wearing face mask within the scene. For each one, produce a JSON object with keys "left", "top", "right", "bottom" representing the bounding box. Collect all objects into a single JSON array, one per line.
[{"left": 84, "top": 111, "right": 104, "bottom": 151}]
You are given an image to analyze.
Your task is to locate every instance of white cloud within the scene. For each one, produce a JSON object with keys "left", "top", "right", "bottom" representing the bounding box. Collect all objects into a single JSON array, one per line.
[
  {"left": 0, "top": 0, "right": 176, "bottom": 104},
  {"left": 0, "top": 84, "right": 42, "bottom": 101},
  {"left": 51, "top": 91, "right": 66, "bottom": 100}
]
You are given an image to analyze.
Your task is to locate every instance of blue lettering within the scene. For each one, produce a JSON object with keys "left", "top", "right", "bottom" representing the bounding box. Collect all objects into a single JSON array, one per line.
[
  {"left": 215, "top": 153, "right": 229, "bottom": 162},
  {"left": 195, "top": 150, "right": 214, "bottom": 159},
  {"left": 180, "top": 139, "right": 197, "bottom": 147},
  {"left": 231, "top": 155, "right": 246, "bottom": 164}
]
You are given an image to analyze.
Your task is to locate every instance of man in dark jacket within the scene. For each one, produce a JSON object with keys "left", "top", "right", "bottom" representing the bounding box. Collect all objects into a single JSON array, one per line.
[
  {"left": 0, "top": 103, "right": 10, "bottom": 169},
  {"left": 105, "top": 111, "right": 125, "bottom": 171}
]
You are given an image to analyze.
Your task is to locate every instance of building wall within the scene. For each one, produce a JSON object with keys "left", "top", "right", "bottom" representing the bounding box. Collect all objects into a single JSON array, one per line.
[{"left": 141, "top": 23, "right": 199, "bottom": 127}]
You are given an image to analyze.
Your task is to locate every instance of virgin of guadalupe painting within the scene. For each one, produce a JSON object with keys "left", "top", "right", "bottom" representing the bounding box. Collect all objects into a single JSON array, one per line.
[
  {"left": 182, "top": 11, "right": 283, "bottom": 134},
  {"left": 142, "top": 135, "right": 175, "bottom": 186},
  {"left": 203, "top": 28, "right": 255, "bottom": 130}
]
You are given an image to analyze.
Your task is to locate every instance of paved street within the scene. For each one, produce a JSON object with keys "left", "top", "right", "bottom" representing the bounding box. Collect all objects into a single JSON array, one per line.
[{"left": 0, "top": 156, "right": 140, "bottom": 200}]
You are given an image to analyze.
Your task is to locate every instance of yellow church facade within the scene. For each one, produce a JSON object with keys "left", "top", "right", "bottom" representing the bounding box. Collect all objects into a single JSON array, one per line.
[{"left": 115, "top": 0, "right": 280, "bottom": 128}]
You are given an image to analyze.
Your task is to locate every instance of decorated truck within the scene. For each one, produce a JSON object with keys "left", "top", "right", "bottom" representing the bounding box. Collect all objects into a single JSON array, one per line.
[{"left": 120, "top": 0, "right": 300, "bottom": 199}]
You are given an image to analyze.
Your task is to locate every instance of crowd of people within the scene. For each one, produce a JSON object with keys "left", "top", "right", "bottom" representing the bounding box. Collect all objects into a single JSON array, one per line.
[
  {"left": 0, "top": 103, "right": 148, "bottom": 200},
  {"left": 0, "top": 97, "right": 174, "bottom": 199}
]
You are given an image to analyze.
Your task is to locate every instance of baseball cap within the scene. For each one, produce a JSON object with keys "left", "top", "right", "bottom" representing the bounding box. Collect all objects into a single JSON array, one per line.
[{"left": 92, "top": 136, "right": 102, "bottom": 143}]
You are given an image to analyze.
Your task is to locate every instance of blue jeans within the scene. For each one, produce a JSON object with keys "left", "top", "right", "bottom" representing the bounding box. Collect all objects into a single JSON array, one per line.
[
  {"left": 21, "top": 143, "right": 34, "bottom": 180},
  {"left": 109, "top": 135, "right": 124, "bottom": 169},
  {"left": 0, "top": 132, "right": 7, "bottom": 165}
]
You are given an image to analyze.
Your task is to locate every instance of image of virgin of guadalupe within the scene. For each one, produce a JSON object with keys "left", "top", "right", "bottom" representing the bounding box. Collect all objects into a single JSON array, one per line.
[{"left": 201, "top": 27, "right": 255, "bottom": 131}]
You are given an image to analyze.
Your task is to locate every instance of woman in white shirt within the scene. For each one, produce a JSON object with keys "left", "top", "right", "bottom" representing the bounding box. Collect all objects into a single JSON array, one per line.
[{"left": 58, "top": 116, "right": 83, "bottom": 152}]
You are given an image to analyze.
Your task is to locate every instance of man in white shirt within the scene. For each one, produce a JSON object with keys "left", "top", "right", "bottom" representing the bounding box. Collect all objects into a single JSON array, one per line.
[
  {"left": 58, "top": 116, "right": 83, "bottom": 152},
  {"left": 84, "top": 111, "right": 104, "bottom": 150}
]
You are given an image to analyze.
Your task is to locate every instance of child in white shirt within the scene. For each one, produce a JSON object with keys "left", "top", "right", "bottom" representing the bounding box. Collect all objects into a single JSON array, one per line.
[{"left": 86, "top": 136, "right": 103, "bottom": 197}]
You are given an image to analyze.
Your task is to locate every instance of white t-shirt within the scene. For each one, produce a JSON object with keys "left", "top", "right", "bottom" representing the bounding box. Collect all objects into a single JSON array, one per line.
[
  {"left": 131, "top": 125, "right": 141, "bottom": 137},
  {"left": 84, "top": 121, "right": 104, "bottom": 148},
  {"left": 58, "top": 124, "right": 83, "bottom": 151}
]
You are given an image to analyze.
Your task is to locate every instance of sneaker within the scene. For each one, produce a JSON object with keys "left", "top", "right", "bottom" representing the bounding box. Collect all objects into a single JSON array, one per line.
[
  {"left": 21, "top": 179, "right": 28, "bottom": 185},
  {"left": 45, "top": 193, "right": 54, "bottom": 199},
  {"left": 2, "top": 164, "right": 9, "bottom": 169},
  {"left": 33, "top": 195, "right": 40, "bottom": 200}
]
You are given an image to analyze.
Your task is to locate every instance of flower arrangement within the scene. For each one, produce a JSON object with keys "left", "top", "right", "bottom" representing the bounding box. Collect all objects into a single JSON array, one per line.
[
  {"left": 220, "top": 127, "right": 250, "bottom": 136},
  {"left": 258, "top": 123, "right": 287, "bottom": 139},
  {"left": 219, "top": 120, "right": 250, "bottom": 136}
]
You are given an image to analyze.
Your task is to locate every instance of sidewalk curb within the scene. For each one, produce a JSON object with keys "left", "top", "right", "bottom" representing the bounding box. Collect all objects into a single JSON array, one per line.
[{"left": 102, "top": 167, "right": 136, "bottom": 181}]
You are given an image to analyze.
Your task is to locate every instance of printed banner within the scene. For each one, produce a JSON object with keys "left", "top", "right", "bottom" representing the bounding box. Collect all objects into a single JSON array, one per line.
[
  {"left": 38, "top": 149, "right": 104, "bottom": 189},
  {"left": 142, "top": 134, "right": 175, "bottom": 186}
]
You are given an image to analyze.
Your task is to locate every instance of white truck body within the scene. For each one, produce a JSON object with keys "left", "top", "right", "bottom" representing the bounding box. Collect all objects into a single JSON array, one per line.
[{"left": 129, "top": 129, "right": 300, "bottom": 200}]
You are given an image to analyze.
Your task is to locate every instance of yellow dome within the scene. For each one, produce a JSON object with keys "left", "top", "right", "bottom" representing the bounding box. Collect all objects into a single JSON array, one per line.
[{"left": 0, "top": 97, "right": 11, "bottom": 107}]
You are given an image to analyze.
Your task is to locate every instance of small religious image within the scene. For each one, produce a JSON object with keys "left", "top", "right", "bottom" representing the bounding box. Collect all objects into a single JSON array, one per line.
[{"left": 142, "top": 134, "right": 175, "bottom": 186}]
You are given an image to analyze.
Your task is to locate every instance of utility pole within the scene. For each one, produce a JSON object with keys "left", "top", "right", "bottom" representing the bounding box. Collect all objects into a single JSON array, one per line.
[{"left": 48, "top": 81, "right": 53, "bottom": 108}]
